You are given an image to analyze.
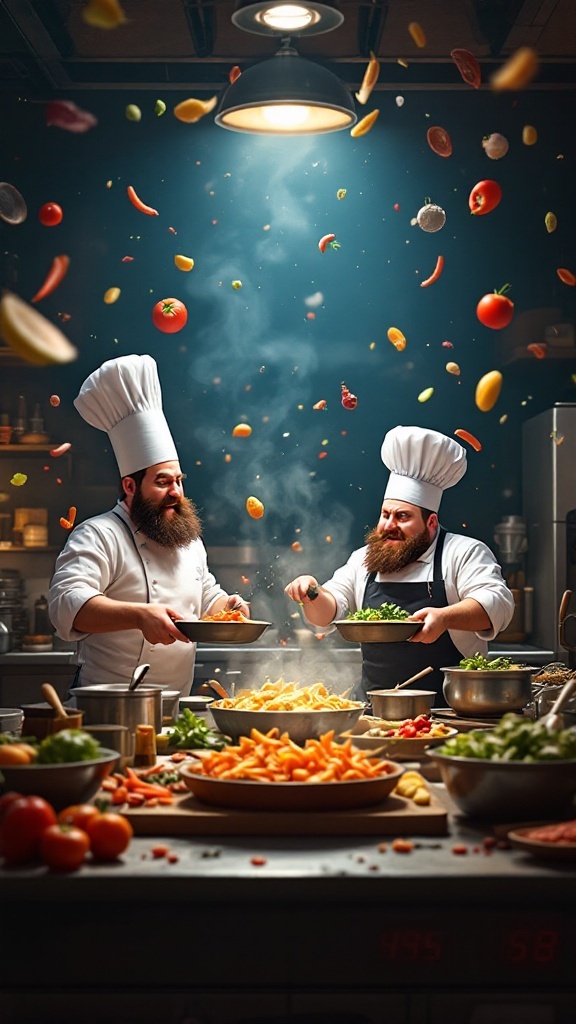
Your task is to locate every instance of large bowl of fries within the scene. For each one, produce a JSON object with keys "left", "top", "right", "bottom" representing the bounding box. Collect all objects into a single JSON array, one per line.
[
  {"left": 208, "top": 679, "right": 365, "bottom": 744},
  {"left": 179, "top": 729, "right": 404, "bottom": 811}
]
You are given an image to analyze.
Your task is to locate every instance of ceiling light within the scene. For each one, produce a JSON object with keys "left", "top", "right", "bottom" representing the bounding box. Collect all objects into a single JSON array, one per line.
[
  {"left": 232, "top": 2, "right": 344, "bottom": 37},
  {"left": 215, "top": 40, "right": 357, "bottom": 135}
]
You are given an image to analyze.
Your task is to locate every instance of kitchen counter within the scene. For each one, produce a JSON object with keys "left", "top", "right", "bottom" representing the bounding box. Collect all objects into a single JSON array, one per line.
[{"left": 1, "top": 790, "right": 575, "bottom": 1023}]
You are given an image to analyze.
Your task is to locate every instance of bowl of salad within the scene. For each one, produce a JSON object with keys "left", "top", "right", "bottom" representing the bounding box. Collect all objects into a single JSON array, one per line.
[
  {"left": 428, "top": 714, "right": 576, "bottom": 820},
  {"left": 0, "top": 729, "right": 119, "bottom": 810},
  {"left": 335, "top": 602, "right": 423, "bottom": 643},
  {"left": 441, "top": 654, "right": 534, "bottom": 716}
]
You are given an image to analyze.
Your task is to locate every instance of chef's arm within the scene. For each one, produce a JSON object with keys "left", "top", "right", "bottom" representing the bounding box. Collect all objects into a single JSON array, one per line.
[
  {"left": 284, "top": 576, "right": 338, "bottom": 627},
  {"left": 73, "top": 596, "right": 191, "bottom": 645},
  {"left": 409, "top": 598, "right": 491, "bottom": 644}
]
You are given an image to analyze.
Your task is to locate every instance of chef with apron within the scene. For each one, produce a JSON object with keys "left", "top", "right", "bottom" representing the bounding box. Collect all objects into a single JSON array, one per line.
[
  {"left": 284, "top": 425, "right": 514, "bottom": 704},
  {"left": 49, "top": 354, "right": 249, "bottom": 695}
]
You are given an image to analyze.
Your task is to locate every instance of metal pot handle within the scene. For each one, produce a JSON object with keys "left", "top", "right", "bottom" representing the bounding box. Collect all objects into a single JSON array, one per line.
[{"left": 558, "top": 590, "right": 576, "bottom": 652}]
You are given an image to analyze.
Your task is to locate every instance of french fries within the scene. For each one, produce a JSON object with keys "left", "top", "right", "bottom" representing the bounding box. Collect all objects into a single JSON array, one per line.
[
  {"left": 216, "top": 678, "right": 363, "bottom": 712},
  {"left": 195, "top": 728, "right": 397, "bottom": 783}
]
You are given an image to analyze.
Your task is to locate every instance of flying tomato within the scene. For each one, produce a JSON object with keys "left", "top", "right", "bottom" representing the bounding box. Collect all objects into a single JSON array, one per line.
[
  {"left": 476, "top": 284, "right": 514, "bottom": 329},
  {"left": 469, "top": 179, "right": 502, "bottom": 216},
  {"left": 38, "top": 202, "right": 63, "bottom": 227},
  {"left": 341, "top": 382, "right": 357, "bottom": 410},
  {"left": 152, "top": 297, "right": 188, "bottom": 334}
]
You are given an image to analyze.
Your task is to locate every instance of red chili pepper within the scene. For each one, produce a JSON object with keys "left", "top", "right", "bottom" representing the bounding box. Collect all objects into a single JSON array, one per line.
[
  {"left": 420, "top": 255, "right": 444, "bottom": 288},
  {"left": 455, "top": 428, "right": 482, "bottom": 452},
  {"left": 31, "top": 254, "right": 70, "bottom": 303},
  {"left": 121, "top": 256, "right": 134, "bottom": 262},
  {"left": 318, "top": 233, "right": 340, "bottom": 253},
  {"left": 126, "top": 184, "right": 159, "bottom": 216}
]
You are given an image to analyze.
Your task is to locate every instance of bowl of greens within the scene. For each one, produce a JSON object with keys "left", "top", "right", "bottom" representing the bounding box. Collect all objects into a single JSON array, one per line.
[
  {"left": 441, "top": 654, "right": 534, "bottom": 716},
  {"left": 428, "top": 714, "right": 576, "bottom": 820},
  {"left": 0, "top": 729, "right": 119, "bottom": 810},
  {"left": 335, "top": 602, "right": 422, "bottom": 643}
]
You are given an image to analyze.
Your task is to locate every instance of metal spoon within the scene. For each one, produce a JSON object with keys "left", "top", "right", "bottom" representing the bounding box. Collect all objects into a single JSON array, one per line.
[
  {"left": 128, "top": 663, "right": 151, "bottom": 691},
  {"left": 393, "top": 665, "right": 434, "bottom": 690},
  {"left": 543, "top": 675, "right": 576, "bottom": 729}
]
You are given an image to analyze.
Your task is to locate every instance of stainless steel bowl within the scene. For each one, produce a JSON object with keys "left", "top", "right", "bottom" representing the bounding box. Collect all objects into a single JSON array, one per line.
[
  {"left": 209, "top": 704, "right": 365, "bottom": 744},
  {"left": 0, "top": 748, "right": 120, "bottom": 810},
  {"left": 369, "top": 689, "right": 435, "bottom": 720},
  {"left": 174, "top": 620, "right": 270, "bottom": 644},
  {"left": 334, "top": 620, "right": 422, "bottom": 643},
  {"left": 441, "top": 667, "right": 533, "bottom": 717},
  {"left": 428, "top": 750, "right": 576, "bottom": 821}
]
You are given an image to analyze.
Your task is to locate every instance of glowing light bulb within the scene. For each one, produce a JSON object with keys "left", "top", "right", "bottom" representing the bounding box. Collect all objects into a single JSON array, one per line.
[
  {"left": 260, "top": 5, "right": 314, "bottom": 31},
  {"left": 263, "top": 104, "right": 310, "bottom": 128}
]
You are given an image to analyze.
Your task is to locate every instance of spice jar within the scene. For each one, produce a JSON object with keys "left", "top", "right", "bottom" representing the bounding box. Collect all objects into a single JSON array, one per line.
[{"left": 133, "top": 723, "right": 157, "bottom": 767}]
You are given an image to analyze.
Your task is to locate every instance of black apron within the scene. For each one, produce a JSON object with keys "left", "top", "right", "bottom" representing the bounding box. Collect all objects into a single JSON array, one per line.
[{"left": 359, "top": 528, "right": 461, "bottom": 706}]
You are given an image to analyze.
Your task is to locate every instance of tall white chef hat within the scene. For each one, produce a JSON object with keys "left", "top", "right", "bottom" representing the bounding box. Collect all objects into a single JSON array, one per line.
[
  {"left": 381, "top": 425, "right": 467, "bottom": 513},
  {"left": 74, "top": 354, "right": 178, "bottom": 478}
]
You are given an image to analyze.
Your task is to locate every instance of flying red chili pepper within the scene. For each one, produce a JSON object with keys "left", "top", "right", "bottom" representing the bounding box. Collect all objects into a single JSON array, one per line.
[
  {"left": 341, "top": 382, "right": 358, "bottom": 410},
  {"left": 420, "top": 255, "right": 444, "bottom": 288},
  {"left": 31, "top": 254, "right": 70, "bottom": 304},
  {"left": 126, "top": 185, "right": 159, "bottom": 217},
  {"left": 318, "top": 233, "right": 340, "bottom": 253},
  {"left": 121, "top": 255, "right": 134, "bottom": 262}
]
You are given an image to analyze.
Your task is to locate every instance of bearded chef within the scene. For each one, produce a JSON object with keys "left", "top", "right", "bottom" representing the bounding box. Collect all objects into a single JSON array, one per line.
[
  {"left": 49, "top": 354, "right": 249, "bottom": 695},
  {"left": 284, "top": 425, "right": 514, "bottom": 703}
]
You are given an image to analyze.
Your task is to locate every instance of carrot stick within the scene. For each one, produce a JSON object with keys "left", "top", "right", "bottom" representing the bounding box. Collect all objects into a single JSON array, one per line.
[
  {"left": 126, "top": 185, "right": 159, "bottom": 216},
  {"left": 32, "top": 254, "right": 70, "bottom": 303}
]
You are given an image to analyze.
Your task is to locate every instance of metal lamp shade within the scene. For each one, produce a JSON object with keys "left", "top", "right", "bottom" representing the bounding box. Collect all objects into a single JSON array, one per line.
[{"left": 215, "top": 48, "right": 357, "bottom": 134}]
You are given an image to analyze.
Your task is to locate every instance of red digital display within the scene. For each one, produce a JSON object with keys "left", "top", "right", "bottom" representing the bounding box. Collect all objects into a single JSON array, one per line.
[
  {"left": 380, "top": 929, "right": 443, "bottom": 962},
  {"left": 503, "top": 929, "right": 559, "bottom": 965}
]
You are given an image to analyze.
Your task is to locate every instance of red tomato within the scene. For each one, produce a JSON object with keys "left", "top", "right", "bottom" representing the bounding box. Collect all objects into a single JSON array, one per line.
[
  {"left": 152, "top": 297, "right": 188, "bottom": 334},
  {"left": 40, "top": 824, "right": 90, "bottom": 872},
  {"left": 0, "top": 791, "right": 23, "bottom": 824},
  {"left": 451, "top": 49, "right": 481, "bottom": 89},
  {"left": 86, "top": 812, "right": 133, "bottom": 861},
  {"left": 468, "top": 180, "right": 502, "bottom": 216},
  {"left": 476, "top": 285, "right": 514, "bottom": 329},
  {"left": 0, "top": 796, "right": 57, "bottom": 864},
  {"left": 38, "top": 202, "right": 63, "bottom": 226},
  {"left": 57, "top": 803, "right": 101, "bottom": 832}
]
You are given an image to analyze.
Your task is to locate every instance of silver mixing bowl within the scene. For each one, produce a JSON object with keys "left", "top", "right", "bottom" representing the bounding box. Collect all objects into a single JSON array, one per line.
[
  {"left": 441, "top": 666, "right": 533, "bottom": 717},
  {"left": 209, "top": 704, "right": 365, "bottom": 744},
  {"left": 0, "top": 748, "right": 119, "bottom": 810},
  {"left": 428, "top": 750, "right": 576, "bottom": 821},
  {"left": 369, "top": 689, "right": 435, "bottom": 720}
]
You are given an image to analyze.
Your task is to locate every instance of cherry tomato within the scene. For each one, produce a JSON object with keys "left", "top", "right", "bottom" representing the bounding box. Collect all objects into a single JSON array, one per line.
[
  {"left": 86, "top": 811, "right": 133, "bottom": 861},
  {"left": 0, "top": 791, "right": 23, "bottom": 824},
  {"left": 57, "top": 803, "right": 101, "bottom": 832},
  {"left": 152, "top": 297, "right": 188, "bottom": 334},
  {"left": 469, "top": 179, "right": 502, "bottom": 216},
  {"left": 476, "top": 284, "right": 514, "bottom": 329},
  {"left": 40, "top": 824, "right": 90, "bottom": 871},
  {"left": 0, "top": 795, "right": 57, "bottom": 864},
  {"left": 38, "top": 202, "right": 63, "bottom": 226}
]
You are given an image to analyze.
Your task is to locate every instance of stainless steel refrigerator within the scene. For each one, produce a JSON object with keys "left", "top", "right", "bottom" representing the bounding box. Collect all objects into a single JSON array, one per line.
[{"left": 522, "top": 403, "right": 576, "bottom": 663}]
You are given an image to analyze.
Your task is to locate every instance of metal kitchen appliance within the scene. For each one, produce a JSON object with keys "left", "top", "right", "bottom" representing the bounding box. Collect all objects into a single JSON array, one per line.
[
  {"left": 493, "top": 515, "right": 533, "bottom": 642},
  {"left": 522, "top": 403, "right": 576, "bottom": 664}
]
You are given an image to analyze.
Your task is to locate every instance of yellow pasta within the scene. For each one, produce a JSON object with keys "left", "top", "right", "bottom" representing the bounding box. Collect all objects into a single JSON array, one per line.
[{"left": 215, "top": 678, "right": 363, "bottom": 712}]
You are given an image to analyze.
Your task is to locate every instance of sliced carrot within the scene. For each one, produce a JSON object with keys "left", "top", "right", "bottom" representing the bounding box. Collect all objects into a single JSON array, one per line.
[{"left": 455, "top": 428, "right": 482, "bottom": 452}]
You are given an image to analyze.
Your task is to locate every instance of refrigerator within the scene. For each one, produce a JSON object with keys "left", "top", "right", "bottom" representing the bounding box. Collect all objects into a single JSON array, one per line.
[{"left": 522, "top": 403, "right": 576, "bottom": 663}]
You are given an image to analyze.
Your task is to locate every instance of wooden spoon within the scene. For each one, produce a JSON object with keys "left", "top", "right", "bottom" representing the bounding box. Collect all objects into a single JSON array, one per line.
[
  {"left": 393, "top": 665, "right": 434, "bottom": 690},
  {"left": 206, "top": 678, "right": 229, "bottom": 700},
  {"left": 41, "top": 682, "right": 71, "bottom": 718}
]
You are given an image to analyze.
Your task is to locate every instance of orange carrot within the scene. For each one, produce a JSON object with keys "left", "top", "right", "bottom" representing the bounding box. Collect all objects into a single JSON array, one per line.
[
  {"left": 420, "top": 255, "right": 444, "bottom": 288},
  {"left": 32, "top": 254, "right": 70, "bottom": 303},
  {"left": 455, "top": 428, "right": 482, "bottom": 452},
  {"left": 126, "top": 185, "right": 158, "bottom": 216}
]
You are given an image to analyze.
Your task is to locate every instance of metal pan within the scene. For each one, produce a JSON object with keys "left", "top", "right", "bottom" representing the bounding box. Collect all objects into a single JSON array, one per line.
[
  {"left": 174, "top": 620, "right": 271, "bottom": 644},
  {"left": 334, "top": 619, "right": 423, "bottom": 643}
]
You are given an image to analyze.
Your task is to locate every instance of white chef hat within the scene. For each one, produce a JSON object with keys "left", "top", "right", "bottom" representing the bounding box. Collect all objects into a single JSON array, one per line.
[
  {"left": 74, "top": 354, "right": 178, "bottom": 477},
  {"left": 381, "top": 425, "right": 467, "bottom": 513}
]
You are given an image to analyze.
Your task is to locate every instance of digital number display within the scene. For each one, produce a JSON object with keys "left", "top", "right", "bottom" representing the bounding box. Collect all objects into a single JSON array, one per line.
[
  {"left": 380, "top": 929, "right": 443, "bottom": 962},
  {"left": 502, "top": 928, "right": 559, "bottom": 965}
]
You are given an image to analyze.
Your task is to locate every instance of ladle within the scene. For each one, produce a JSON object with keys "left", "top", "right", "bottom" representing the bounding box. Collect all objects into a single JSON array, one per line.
[
  {"left": 41, "top": 682, "right": 72, "bottom": 719},
  {"left": 393, "top": 665, "right": 434, "bottom": 690},
  {"left": 543, "top": 675, "right": 576, "bottom": 729},
  {"left": 128, "top": 663, "right": 151, "bottom": 691}
]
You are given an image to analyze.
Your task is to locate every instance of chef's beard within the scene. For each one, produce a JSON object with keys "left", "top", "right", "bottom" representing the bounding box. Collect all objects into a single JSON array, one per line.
[
  {"left": 130, "top": 490, "right": 202, "bottom": 549},
  {"left": 364, "top": 524, "right": 433, "bottom": 574}
]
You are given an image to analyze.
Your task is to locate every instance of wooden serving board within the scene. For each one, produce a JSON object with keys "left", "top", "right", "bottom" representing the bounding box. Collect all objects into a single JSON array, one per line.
[{"left": 119, "top": 790, "right": 448, "bottom": 837}]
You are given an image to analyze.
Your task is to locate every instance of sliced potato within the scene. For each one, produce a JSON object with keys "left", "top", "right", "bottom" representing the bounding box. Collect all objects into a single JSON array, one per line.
[{"left": 0, "top": 291, "right": 77, "bottom": 365}]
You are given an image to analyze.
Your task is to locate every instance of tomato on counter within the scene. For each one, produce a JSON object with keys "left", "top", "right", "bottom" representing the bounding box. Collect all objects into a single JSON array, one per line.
[
  {"left": 0, "top": 795, "right": 57, "bottom": 864},
  {"left": 40, "top": 824, "right": 90, "bottom": 871}
]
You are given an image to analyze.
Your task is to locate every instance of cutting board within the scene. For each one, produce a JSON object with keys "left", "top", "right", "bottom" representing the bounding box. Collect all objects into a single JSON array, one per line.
[{"left": 119, "top": 789, "right": 448, "bottom": 837}]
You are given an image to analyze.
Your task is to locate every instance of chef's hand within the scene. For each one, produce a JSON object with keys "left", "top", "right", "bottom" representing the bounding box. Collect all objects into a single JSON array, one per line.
[
  {"left": 284, "top": 576, "right": 319, "bottom": 603},
  {"left": 407, "top": 606, "right": 448, "bottom": 644},
  {"left": 225, "top": 594, "right": 251, "bottom": 618},
  {"left": 139, "top": 604, "right": 190, "bottom": 645}
]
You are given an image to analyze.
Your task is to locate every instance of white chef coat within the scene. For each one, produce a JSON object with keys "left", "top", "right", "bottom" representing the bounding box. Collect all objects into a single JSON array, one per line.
[
  {"left": 322, "top": 531, "right": 515, "bottom": 660},
  {"left": 48, "top": 502, "right": 228, "bottom": 694}
]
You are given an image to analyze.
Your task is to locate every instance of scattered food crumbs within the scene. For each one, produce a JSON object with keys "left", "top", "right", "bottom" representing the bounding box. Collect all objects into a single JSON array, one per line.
[
  {"left": 451, "top": 844, "right": 469, "bottom": 855},
  {"left": 250, "top": 856, "right": 267, "bottom": 866},
  {"left": 201, "top": 847, "right": 222, "bottom": 858},
  {"left": 482, "top": 836, "right": 497, "bottom": 850},
  {"left": 151, "top": 845, "right": 170, "bottom": 859},
  {"left": 378, "top": 843, "right": 388, "bottom": 853},
  {"left": 167, "top": 854, "right": 179, "bottom": 864},
  {"left": 391, "top": 838, "right": 414, "bottom": 854}
]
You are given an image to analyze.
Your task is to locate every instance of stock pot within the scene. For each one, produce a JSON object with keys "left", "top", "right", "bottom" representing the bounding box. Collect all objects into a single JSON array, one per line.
[{"left": 73, "top": 683, "right": 163, "bottom": 734}]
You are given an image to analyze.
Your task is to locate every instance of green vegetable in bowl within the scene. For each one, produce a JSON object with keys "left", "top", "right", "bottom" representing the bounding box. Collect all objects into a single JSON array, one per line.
[
  {"left": 458, "top": 653, "right": 516, "bottom": 671},
  {"left": 436, "top": 713, "right": 576, "bottom": 762},
  {"left": 36, "top": 729, "right": 101, "bottom": 764},
  {"left": 167, "top": 708, "right": 228, "bottom": 751},
  {"left": 347, "top": 602, "right": 409, "bottom": 622}
]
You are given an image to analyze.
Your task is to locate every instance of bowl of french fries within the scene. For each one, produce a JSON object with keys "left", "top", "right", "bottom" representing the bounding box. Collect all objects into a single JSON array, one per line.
[
  {"left": 208, "top": 679, "right": 365, "bottom": 744},
  {"left": 179, "top": 728, "right": 404, "bottom": 811}
]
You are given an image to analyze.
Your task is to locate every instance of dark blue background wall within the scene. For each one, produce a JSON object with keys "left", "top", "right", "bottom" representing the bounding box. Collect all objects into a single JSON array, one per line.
[{"left": 0, "top": 83, "right": 575, "bottom": 622}]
